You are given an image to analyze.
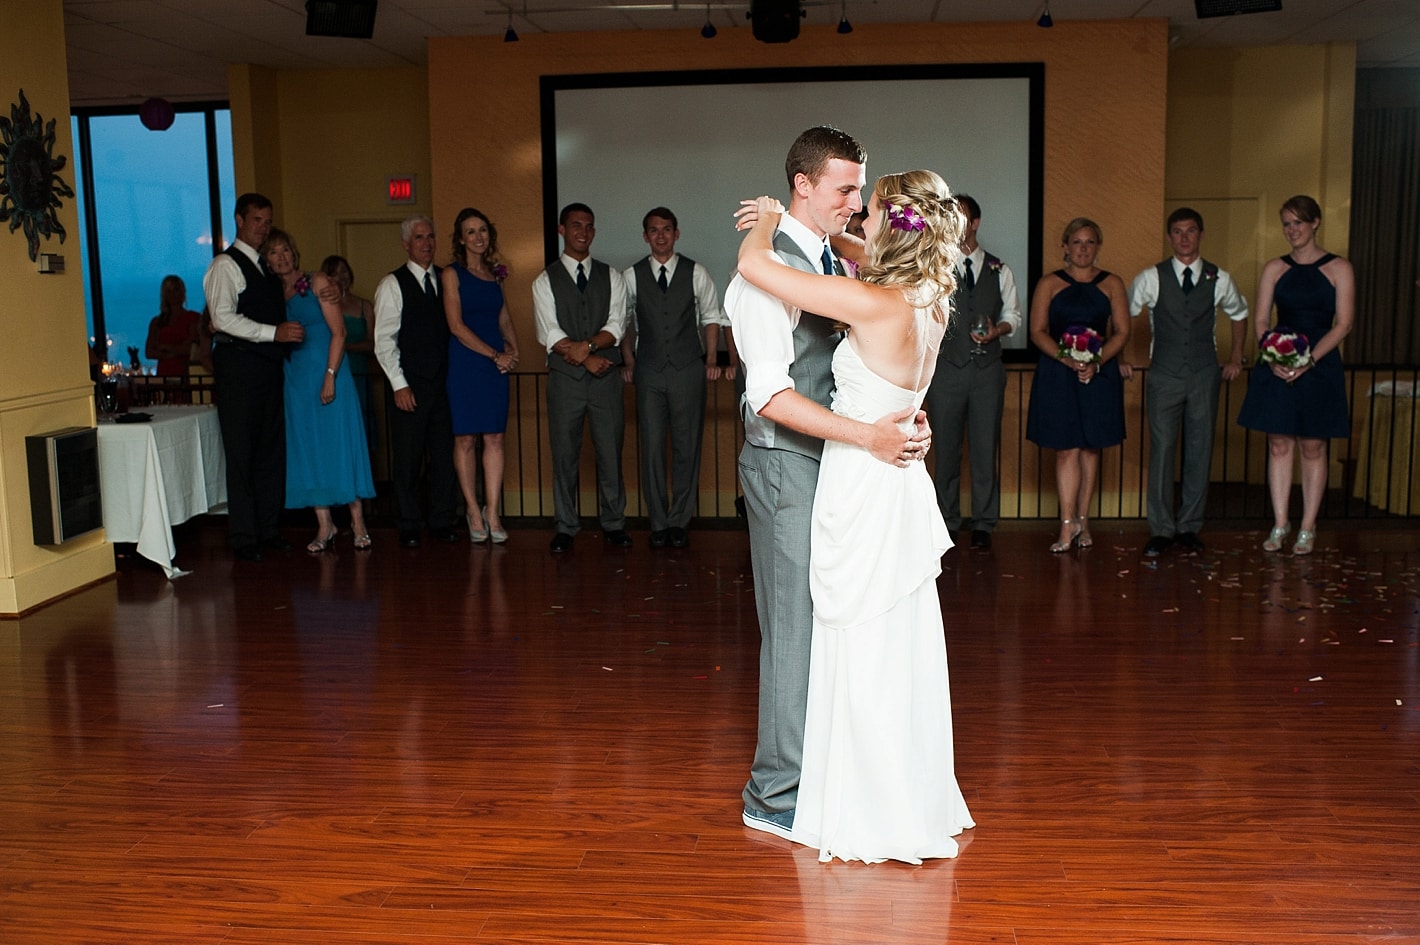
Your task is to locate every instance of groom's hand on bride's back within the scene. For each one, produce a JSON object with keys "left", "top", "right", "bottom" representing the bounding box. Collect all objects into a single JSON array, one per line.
[{"left": 867, "top": 407, "right": 929, "bottom": 468}]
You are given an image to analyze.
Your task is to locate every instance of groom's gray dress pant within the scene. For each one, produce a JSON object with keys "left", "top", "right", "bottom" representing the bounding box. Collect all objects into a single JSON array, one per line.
[{"left": 738, "top": 442, "right": 818, "bottom": 816}]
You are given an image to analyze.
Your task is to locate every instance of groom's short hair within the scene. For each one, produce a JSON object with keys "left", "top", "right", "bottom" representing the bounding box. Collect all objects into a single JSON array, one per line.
[{"left": 785, "top": 126, "right": 866, "bottom": 188}]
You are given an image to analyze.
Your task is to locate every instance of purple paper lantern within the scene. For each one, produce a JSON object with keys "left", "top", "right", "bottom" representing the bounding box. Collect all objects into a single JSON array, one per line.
[{"left": 139, "top": 97, "right": 175, "bottom": 131}]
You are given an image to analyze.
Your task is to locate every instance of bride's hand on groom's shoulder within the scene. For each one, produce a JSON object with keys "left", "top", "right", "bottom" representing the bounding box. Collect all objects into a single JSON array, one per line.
[{"left": 734, "top": 197, "right": 784, "bottom": 232}]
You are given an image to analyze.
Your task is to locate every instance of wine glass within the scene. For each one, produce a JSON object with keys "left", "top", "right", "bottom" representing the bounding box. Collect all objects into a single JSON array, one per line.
[{"left": 970, "top": 314, "right": 992, "bottom": 356}]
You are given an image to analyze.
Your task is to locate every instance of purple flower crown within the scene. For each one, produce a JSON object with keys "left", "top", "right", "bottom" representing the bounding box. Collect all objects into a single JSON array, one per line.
[{"left": 887, "top": 204, "right": 926, "bottom": 233}]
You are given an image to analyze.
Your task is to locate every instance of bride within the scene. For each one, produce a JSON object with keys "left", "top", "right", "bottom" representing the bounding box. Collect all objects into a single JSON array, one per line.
[{"left": 736, "top": 170, "right": 976, "bottom": 864}]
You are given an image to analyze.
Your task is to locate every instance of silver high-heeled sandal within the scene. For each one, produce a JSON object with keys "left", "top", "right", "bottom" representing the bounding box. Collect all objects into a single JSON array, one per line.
[
  {"left": 1076, "top": 515, "right": 1094, "bottom": 549},
  {"left": 467, "top": 511, "right": 489, "bottom": 543},
  {"left": 1050, "top": 518, "right": 1081, "bottom": 554},
  {"left": 485, "top": 506, "right": 508, "bottom": 544},
  {"left": 1262, "top": 523, "right": 1290, "bottom": 552},
  {"left": 1292, "top": 528, "right": 1316, "bottom": 556}
]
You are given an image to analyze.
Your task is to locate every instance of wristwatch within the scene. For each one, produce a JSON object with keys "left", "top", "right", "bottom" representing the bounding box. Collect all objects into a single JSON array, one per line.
[{"left": 586, "top": 338, "right": 598, "bottom": 355}]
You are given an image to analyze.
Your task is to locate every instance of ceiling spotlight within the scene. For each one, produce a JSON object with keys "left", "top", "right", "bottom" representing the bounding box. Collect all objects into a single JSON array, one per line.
[
  {"left": 1037, "top": 3, "right": 1053, "bottom": 27},
  {"left": 701, "top": 3, "right": 717, "bottom": 37},
  {"left": 504, "top": 9, "right": 518, "bottom": 42},
  {"left": 837, "top": 1, "right": 852, "bottom": 33}
]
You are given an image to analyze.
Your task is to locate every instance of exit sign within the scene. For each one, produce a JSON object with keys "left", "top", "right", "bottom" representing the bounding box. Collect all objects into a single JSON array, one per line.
[{"left": 386, "top": 175, "right": 416, "bottom": 205}]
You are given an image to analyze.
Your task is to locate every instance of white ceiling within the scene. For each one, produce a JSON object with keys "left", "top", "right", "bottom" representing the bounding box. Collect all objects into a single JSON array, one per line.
[{"left": 64, "top": 0, "right": 1420, "bottom": 106}]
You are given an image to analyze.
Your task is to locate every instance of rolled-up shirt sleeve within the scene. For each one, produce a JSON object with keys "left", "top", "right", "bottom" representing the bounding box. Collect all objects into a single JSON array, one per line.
[
  {"left": 1128, "top": 266, "right": 1160, "bottom": 318},
  {"left": 1215, "top": 269, "right": 1250, "bottom": 322},
  {"left": 997, "top": 262, "right": 1023, "bottom": 335},
  {"left": 532, "top": 269, "right": 564, "bottom": 352},
  {"left": 725, "top": 271, "right": 798, "bottom": 416}
]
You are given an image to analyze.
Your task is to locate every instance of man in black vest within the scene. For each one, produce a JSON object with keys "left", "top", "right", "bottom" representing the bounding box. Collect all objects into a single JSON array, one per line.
[
  {"left": 533, "top": 203, "right": 631, "bottom": 552},
  {"left": 203, "top": 192, "right": 306, "bottom": 561},
  {"left": 619, "top": 207, "right": 723, "bottom": 549},
  {"left": 373, "top": 214, "right": 460, "bottom": 548},
  {"left": 924, "top": 194, "right": 1022, "bottom": 551},
  {"left": 1128, "top": 207, "right": 1249, "bottom": 556}
]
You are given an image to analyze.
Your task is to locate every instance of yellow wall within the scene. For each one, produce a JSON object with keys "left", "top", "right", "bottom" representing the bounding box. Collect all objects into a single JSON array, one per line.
[{"left": 0, "top": 0, "right": 114, "bottom": 614}]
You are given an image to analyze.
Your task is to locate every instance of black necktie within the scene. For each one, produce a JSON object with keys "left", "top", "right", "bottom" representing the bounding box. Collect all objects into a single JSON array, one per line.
[
  {"left": 820, "top": 245, "right": 834, "bottom": 276},
  {"left": 423, "top": 271, "right": 436, "bottom": 298},
  {"left": 1181, "top": 266, "right": 1195, "bottom": 294},
  {"left": 964, "top": 257, "right": 975, "bottom": 292},
  {"left": 576, "top": 262, "right": 588, "bottom": 292},
  {"left": 658, "top": 265, "right": 669, "bottom": 292}
]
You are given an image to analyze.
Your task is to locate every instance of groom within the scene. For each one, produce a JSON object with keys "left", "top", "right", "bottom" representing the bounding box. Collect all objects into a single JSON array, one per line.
[{"left": 728, "top": 126, "right": 929, "bottom": 839}]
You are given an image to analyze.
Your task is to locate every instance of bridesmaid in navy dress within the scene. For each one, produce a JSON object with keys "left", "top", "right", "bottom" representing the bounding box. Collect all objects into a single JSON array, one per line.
[
  {"left": 1236, "top": 195, "right": 1355, "bottom": 556},
  {"left": 1025, "top": 218, "right": 1133, "bottom": 553},
  {"left": 441, "top": 208, "right": 521, "bottom": 544}
]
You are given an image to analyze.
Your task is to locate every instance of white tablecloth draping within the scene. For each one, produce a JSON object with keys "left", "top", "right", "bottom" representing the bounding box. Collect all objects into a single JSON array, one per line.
[{"left": 96, "top": 405, "right": 227, "bottom": 577}]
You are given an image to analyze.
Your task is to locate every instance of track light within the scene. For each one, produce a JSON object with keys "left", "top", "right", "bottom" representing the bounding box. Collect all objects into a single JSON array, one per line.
[
  {"left": 837, "top": 0, "right": 852, "bottom": 33},
  {"left": 1037, "top": 3, "right": 1053, "bottom": 27},
  {"left": 701, "top": 3, "right": 716, "bottom": 38},
  {"left": 504, "top": 9, "right": 518, "bottom": 42}
]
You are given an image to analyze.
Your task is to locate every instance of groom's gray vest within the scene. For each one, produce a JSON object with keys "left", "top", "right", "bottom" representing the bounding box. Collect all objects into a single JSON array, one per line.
[{"left": 740, "top": 232, "right": 841, "bottom": 460}]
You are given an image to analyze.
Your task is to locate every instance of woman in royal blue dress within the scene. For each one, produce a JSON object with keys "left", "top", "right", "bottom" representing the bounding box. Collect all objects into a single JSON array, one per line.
[
  {"left": 1236, "top": 195, "right": 1355, "bottom": 556},
  {"left": 262, "top": 229, "right": 375, "bottom": 553},
  {"left": 441, "top": 208, "right": 521, "bottom": 543},
  {"left": 1025, "top": 218, "right": 1133, "bottom": 553}
]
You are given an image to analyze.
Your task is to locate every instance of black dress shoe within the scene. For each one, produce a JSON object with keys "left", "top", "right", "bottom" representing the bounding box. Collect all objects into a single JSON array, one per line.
[
  {"left": 603, "top": 529, "right": 633, "bottom": 548},
  {"left": 969, "top": 529, "right": 991, "bottom": 550},
  {"left": 669, "top": 527, "right": 690, "bottom": 549},
  {"left": 1175, "top": 531, "right": 1206, "bottom": 553},
  {"left": 1143, "top": 535, "right": 1174, "bottom": 557},
  {"left": 649, "top": 530, "right": 670, "bottom": 549},
  {"left": 262, "top": 536, "right": 293, "bottom": 552},
  {"left": 549, "top": 533, "right": 574, "bottom": 553},
  {"left": 234, "top": 545, "right": 263, "bottom": 562},
  {"left": 430, "top": 526, "right": 460, "bottom": 543},
  {"left": 399, "top": 532, "right": 422, "bottom": 548}
]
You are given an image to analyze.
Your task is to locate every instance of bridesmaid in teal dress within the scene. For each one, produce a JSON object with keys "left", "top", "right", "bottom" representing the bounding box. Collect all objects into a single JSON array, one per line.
[
  {"left": 320, "top": 255, "right": 377, "bottom": 450},
  {"left": 1024, "top": 218, "right": 1133, "bottom": 553},
  {"left": 261, "top": 230, "right": 375, "bottom": 553},
  {"left": 1236, "top": 195, "right": 1355, "bottom": 556}
]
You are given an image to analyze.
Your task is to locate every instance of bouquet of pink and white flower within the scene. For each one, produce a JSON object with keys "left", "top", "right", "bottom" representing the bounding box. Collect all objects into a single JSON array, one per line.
[
  {"left": 1058, "top": 325, "right": 1103, "bottom": 365},
  {"left": 1259, "top": 328, "right": 1311, "bottom": 370}
]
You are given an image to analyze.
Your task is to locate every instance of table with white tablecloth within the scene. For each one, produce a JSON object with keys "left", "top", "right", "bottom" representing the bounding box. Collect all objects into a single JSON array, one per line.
[{"left": 96, "top": 405, "right": 227, "bottom": 577}]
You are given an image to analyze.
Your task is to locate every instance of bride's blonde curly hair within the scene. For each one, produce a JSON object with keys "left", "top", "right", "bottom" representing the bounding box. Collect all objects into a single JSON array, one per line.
[{"left": 857, "top": 170, "right": 966, "bottom": 320}]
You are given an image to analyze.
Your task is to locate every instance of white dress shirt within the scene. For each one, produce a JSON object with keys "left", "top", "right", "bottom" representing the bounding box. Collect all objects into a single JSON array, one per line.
[
  {"left": 725, "top": 212, "right": 832, "bottom": 423},
  {"left": 957, "top": 246, "right": 1023, "bottom": 336},
  {"left": 1128, "top": 257, "right": 1250, "bottom": 357},
  {"left": 373, "top": 259, "right": 439, "bottom": 392},
  {"left": 203, "top": 239, "right": 277, "bottom": 343},
  {"left": 532, "top": 254, "right": 628, "bottom": 351},
  {"left": 622, "top": 254, "right": 724, "bottom": 354}
]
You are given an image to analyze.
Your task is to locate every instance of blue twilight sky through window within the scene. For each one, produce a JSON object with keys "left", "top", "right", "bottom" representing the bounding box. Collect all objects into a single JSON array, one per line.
[{"left": 73, "top": 109, "right": 234, "bottom": 371}]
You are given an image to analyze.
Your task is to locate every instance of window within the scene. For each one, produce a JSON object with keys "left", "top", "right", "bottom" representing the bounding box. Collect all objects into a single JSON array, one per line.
[{"left": 71, "top": 105, "right": 234, "bottom": 372}]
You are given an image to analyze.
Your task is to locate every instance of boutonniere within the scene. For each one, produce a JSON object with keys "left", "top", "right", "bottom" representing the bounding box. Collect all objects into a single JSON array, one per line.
[
  {"left": 987, "top": 259, "right": 1002, "bottom": 273},
  {"left": 1202, "top": 268, "right": 1216, "bottom": 282},
  {"left": 294, "top": 273, "right": 312, "bottom": 296},
  {"left": 493, "top": 263, "right": 509, "bottom": 281}
]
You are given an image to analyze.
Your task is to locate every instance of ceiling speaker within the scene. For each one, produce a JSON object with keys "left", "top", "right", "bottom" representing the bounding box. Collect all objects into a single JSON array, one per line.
[
  {"left": 306, "top": 0, "right": 378, "bottom": 39},
  {"left": 1194, "top": 0, "right": 1282, "bottom": 18},
  {"left": 750, "top": 0, "right": 802, "bottom": 44}
]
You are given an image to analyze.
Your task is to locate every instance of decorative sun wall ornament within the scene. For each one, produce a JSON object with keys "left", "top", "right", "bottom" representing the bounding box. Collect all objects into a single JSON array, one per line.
[{"left": 0, "top": 89, "right": 75, "bottom": 262}]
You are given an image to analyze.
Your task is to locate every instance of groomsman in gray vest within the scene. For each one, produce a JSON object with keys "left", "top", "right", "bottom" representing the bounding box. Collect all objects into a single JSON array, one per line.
[
  {"left": 619, "top": 207, "right": 723, "bottom": 550},
  {"left": 728, "top": 126, "right": 930, "bottom": 840},
  {"left": 373, "top": 214, "right": 460, "bottom": 548},
  {"left": 923, "top": 194, "right": 1021, "bottom": 551},
  {"left": 1129, "top": 207, "right": 1249, "bottom": 556},
  {"left": 533, "top": 203, "right": 631, "bottom": 553}
]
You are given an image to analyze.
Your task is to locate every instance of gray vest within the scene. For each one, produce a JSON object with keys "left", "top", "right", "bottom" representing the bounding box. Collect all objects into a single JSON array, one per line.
[
  {"left": 941, "top": 252, "right": 1005, "bottom": 368},
  {"left": 1150, "top": 258, "right": 1220, "bottom": 374},
  {"left": 545, "top": 259, "right": 622, "bottom": 378},
  {"left": 632, "top": 256, "right": 702, "bottom": 378},
  {"left": 740, "top": 232, "right": 840, "bottom": 460}
]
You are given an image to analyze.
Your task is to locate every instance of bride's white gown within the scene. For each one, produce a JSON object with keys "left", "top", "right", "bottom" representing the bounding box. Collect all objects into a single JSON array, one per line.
[{"left": 790, "top": 327, "right": 975, "bottom": 865}]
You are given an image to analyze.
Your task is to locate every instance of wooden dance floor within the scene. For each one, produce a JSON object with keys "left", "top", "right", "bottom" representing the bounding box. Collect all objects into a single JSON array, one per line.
[{"left": 2, "top": 520, "right": 1418, "bottom": 944}]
